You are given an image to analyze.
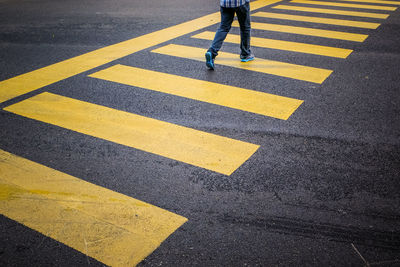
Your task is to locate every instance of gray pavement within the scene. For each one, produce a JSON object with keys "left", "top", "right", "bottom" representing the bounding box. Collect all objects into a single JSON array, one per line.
[{"left": 1, "top": 0, "right": 400, "bottom": 266}]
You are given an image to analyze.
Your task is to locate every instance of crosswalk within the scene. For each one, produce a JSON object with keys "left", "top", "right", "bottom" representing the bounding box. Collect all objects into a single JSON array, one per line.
[
  {"left": 290, "top": 0, "right": 398, "bottom": 10},
  {"left": 192, "top": 31, "right": 353, "bottom": 58},
  {"left": 4, "top": 92, "right": 259, "bottom": 176},
  {"left": 0, "top": 149, "right": 187, "bottom": 266},
  {"left": 152, "top": 44, "right": 332, "bottom": 83},
  {"left": 272, "top": 4, "right": 391, "bottom": 18},
  {"left": 1, "top": 0, "right": 399, "bottom": 265},
  {"left": 2, "top": 0, "right": 399, "bottom": 175},
  {"left": 89, "top": 64, "right": 303, "bottom": 119},
  {"left": 235, "top": 20, "right": 369, "bottom": 41},
  {"left": 253, "top": 11, "right": 381, "bottom": 28}
]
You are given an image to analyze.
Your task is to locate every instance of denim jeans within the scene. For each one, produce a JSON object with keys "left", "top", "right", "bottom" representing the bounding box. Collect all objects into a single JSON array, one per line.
[{"left": 207, "top": 2, "right": 251, "bottom": 59}]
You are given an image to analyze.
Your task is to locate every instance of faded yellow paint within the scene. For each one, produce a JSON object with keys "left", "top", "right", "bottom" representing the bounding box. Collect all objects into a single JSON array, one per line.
[
  {"left": 0, "top": 149, "right": 187, "bottom": 266},
  {"left": 89, "top": 64, "right": 303, "bottom": 120},
  {"left": 272, "top": 5, "right": 390, "bottom": 19},
  {"left": 4, "top": 93, "right": 260, "bottom": 175},
  {"left": 192, "top": 31, "right": 353, "bottom": 58},
  {"left": 290, "top": 0, "right": 397, "bottom": 10},
  {"left": 0, "top": 0, "right": 282, "bottom": 104},
  {"left": 254, "top": 11, "right": 380, "bottom": 29},
  {"left": 233, "top": 21, "right": 369, "bottom": 42},
  {"left": 152, "top": 44, "right": 333, "bottom": 84}
]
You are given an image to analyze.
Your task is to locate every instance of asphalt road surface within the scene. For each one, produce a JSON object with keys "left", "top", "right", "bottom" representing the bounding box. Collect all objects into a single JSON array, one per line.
[{"left": 1, "top": 0, "right": 400, "bottom": 266}]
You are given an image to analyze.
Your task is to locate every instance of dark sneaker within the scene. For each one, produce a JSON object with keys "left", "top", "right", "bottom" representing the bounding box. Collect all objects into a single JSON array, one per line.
[
  {"left": 205, "top": 52, "right": 215, "bottom": 70},
  {"left": 240, "top": 54, "right": 255, "bottom": 62}
]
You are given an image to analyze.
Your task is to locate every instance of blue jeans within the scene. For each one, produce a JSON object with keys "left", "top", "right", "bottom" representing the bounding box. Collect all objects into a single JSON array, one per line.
[{"left": 207, "top": 2, "right": 251, "bottom": 59}]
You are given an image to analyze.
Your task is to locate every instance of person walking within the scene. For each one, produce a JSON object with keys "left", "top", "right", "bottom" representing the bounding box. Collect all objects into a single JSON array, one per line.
[{"left": 205, "top": 0, "right": 254, "bottom": 70}]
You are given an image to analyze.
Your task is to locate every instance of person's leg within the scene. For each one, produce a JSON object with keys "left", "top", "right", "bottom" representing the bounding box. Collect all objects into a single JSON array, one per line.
[
  {"left": 207, "top": 6, "right": 235, "bottom": 58},
  {"left": 236, "top": 2, "right": 253, "bottom": 60}
]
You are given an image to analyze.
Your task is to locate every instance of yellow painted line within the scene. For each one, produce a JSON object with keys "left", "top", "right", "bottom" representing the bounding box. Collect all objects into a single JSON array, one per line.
[
  {"left": 338, "top": 0, "right": 400, "bottom": 5},
  {"left": 272, "top": 5, "right": 390, "bottom": 19},
  {"left": 290, "top": 0, "right": 397, "bottom": 10},
  {"left": 0, "top": 149, "right": 187, "bottom": 266},
  {"left": 253, "top": 11, "right": 380, "bottom": 29},
  {"left": 233, "top": 21, "right": 369, "bottom": 42},
  {"left": 192, "top": 31, "right": 352, "bottom": 58},
  {"left": 152, "top": 44, "right": 332, "bottom": 84},
  {"left": 4, "top": 92, "right": 259, "bottom": 175},
  {"left": 0, "top": 0, "right": 282, "bottom": 104},
  {"left": 0, "top": 15, "right": 216, "bottom": 104},
  {"left": 89, "top": 64, "right": 303, "bottom": 120}
]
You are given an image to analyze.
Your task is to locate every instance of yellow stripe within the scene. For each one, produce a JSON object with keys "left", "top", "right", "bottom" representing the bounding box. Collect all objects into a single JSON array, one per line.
[
  {"left": 253, "top": 11, "right": 380, "bottom": 29},
  {"left": 251, "top": 0, "right": 283, "bottom": 9},
  {"left": 290, "top": 0, "right": 397, "bottom": 10},
  {"left": 152, "top": 44, "right": 332, "bottom": 84},
  {"left": 0, "top": 14, "right": 217, "bottom": 104},
  {"left": 272, "top": 5, "right": 390, "bottom": 19},
  {"left": 89, "top": 64, "right": 303, "bottom": 120},
  {"left": 4, "top": 92, "right": 259, "bottom": 175},
  {"left": 0, "top": 149, "right": 187, "bottom": 266},
  {"left": 233, "top": 21, "right": 368, "bottom": 42},
  {"left": 0, "top": 0, "right": 282, "bottom": 104},
  {"left": 192, "top": 31, "right": 352, "bottom": 58},
  {"left": 338, "top": 0, "right": 400, "bottom": 5}
]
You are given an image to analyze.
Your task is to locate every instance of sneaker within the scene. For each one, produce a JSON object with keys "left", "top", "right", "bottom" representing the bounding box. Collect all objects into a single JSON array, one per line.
[
  {"left": 205, "top": 52, "right": 215, "bottom": 70},
  {"left": 240, "top": 54, "right": 255, "bottom": 62}
]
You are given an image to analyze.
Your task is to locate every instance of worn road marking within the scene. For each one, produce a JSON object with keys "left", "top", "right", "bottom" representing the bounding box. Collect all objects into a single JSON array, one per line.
[
  {"left": 0, "top": 149, "right": 187, "bottom": 266},
  {"left": 290, "top": 0, "right": 397, "bottom": 11},
  {"left": 272, "top": 5, "right": 390, "bottom": 19},
  {"left": 89, "top": 64, "right": 303, "bottom": 120},
  {"left": 234, "top": 21, "right": 369, "bottom": 42},
  {"left": 152, "top": 44, "right": 332, "bottom": 84},
  {"left": 0, "top": 0, "right": 282, "bottom": 104},
  {"left": 253, "top": 11, "right": 380, "bottom": 29},
  {"left": 192, "top": 31, "right": 352, "bottom": 58},
  {"left": 4, "top": 92, "right": 259, "bottom": 175}
]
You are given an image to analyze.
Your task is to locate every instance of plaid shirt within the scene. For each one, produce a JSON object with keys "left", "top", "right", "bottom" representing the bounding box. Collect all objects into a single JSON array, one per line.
[{"left": 220, "top": 0, "right": 250, "bottom": 8}]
